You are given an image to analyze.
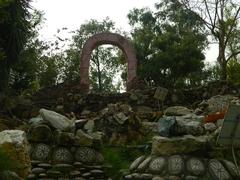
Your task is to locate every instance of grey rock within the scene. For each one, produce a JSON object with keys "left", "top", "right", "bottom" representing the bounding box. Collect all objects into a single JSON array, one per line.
[
  {"left": 47, "top": 170, "right": 62, "bottom": 178},
  {"left": 32, "top": 143, "right": 51, "bottom": 161},
  {"left": 52, "top": 147, "right": 73, "bottom": 163},
  {"left": 131, "top": 173, "right": 142, "bottom": 178},
  {"left": 75, "top": 147, "right": 96, "bottom": 163},
  {"left": 28, "top": 124, "right": 53, "bottom": 143},
  {"left": 75, "top": 119, "right": 88, "bottom": 129},
  {"left": 174, "top": 116, "right": 204, "bottom": 136},
  {"left": 73, "top": 161, "right": 83, "bottom": 167},
  {"left": 54, "top": 130, "right": 75, "bottom": 145},
  {"left": 216, "top": 119, "right": 224, "bottom": 127},
  {"left": 90, "top": 169, "right": 104, "bottom": 175},
  {"left": 168, "top": 155, "right": 184, "bottom": 175},
  {"left": 208, "top": 159, "right": 231, "bottom": 180},
  {"left": 32, "top": 167, "right": 46, "bottom": 174},
  {"left": 39, "top": 108, "right": 75, "bottom": 131},
  {"left": 113, "top": 112, "right": 128, "bottom": 124},
  {"left": 38, "top": 173, "right": 47, "bottom": 178},
  {"left": 82, "top": 172, "right": 91, "bottom": 177},
  {"left": 157, "top": 116, "right": 176, "bottom": 137},
  {"left": 186, "top": 158, "right": 205, "bottom": 176},
  {"left": 38, "top": 163, "right": 52, "bottom": 169},
  {"left": 27, "top": 174, "right": 35, "bottom": 179},
  {"left": 152, "top": 177, "right": 165, "bottom": 180},
  {"left": 69, "top": 170, "right": 81, "bottom": 177},
  {"left": 29, "top": 116, "right": 45, "bottom": 126},
  {"left": 84, "top": 119, "right": 95, "bottom": 132},
  {"left": 137, "top": 156, "right": 152, "bottom": 172},
  {"left": 164, "top": 106, "right": 192, "bottom": 116},
  {"left": 130, "top": 156, "right": 146, "bottom": 171},
  {"left": 222, "top": 159, "right": 240, "bottom": 178},
  {"left": 140, "top": 173, "right": 153, "bottom": 179},
  {"left": 206, "top": 95, "right": 235, "bottom": 113},
  {"left": 152, "top": 135, "right": 209, "bottom": 156},
  {"left": 168, "top": 176, "right": 181, "bottom": 180},
  {"left": 149, "top": 157, "right": 166, "bottom": 174},
  {"left": 185, "top": 176, "right": 199, "bottom": 180},
  {"left": 75, "top": 129, "right": 93, "bottom": 146},
  {"left": 204, "top": 123, "right": 217, "bottom": 132},
  {"left": 124, "top": 174, "right": 133, "bottom": 179},
  {"left": 53, "top": 164, "right": 73, "bottom": 173}
]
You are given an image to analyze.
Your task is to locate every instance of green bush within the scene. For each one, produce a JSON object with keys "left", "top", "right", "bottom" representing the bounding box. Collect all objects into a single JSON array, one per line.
[
  {"left": 0, "top": 149, "right": 17, "bottom": 172},
  {"left": 102, "top": 146, "right": 143, "bottom": 179}
]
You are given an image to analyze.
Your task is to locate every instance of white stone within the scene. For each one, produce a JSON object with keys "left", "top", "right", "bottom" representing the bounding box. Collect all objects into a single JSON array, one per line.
[
  {"left": 204, "top": 123, "right": 217, "bottom": 132},
  {"left": 39, "top": 108, "right": 74, "bottom": 131}
]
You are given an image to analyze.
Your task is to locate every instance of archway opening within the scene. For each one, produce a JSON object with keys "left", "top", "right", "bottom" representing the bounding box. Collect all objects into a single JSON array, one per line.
[{"left": 89, "top": 44, "right": 127, "bottom": 93}]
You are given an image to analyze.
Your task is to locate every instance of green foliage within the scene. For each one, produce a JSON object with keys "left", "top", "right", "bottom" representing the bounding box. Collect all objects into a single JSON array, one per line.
[
  {"left": 128, "top": 0, "right": 208, "bottom": 88},
  {"left": 102, "top": 146, "right": 142, "bottom": 178},
  {"left": 0, "top": 148, "right": 18, "bottom": 172},
  {"left": 0, "top": 0, "right": 32, "bottom": 92},
  {"left": 227, "top": 59, "right": 240, "bottom": 86}
]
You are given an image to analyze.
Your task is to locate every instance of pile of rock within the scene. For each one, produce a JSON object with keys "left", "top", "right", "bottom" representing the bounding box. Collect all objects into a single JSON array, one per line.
[
  {"left": 93, "top": 103, "right": 143, "bottom": 145},
  {"left": 27, "top": 108, "right": 108, "bottom": 179}
]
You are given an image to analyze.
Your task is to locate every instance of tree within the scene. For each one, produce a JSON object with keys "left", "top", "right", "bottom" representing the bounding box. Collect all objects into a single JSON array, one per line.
[
  {"left": 180, "top": 0, "right": 240, "bottom": 81},
  {"left": 63, "top": 18, "right": 125, "bottom": 92},
  {"left": 0, "top": 0, "right": 32, "bottom": 92},
  {"left": 128, "top": 1, "right": 207, "bottom": 88}
]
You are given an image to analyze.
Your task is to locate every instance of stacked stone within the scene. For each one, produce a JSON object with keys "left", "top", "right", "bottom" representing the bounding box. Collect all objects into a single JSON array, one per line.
[
  {"left": 124, "top": 155, "right": 239, "bottom": 180},
  {"left": 28, "top": 160, "right": 106, "bottom": 179},
  {"left": 27, "top": 109, "right": 108, "bottom": 179}
]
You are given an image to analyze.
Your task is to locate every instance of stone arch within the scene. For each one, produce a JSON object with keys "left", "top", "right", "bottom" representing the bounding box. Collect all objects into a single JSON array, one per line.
[{"left": 80, "top": 32, "right": 138, "bottom": 93}]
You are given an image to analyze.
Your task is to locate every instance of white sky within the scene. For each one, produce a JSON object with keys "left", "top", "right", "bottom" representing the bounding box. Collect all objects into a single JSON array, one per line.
[{"left": 31, "top": 0, "right": 218, "bottom": 63}]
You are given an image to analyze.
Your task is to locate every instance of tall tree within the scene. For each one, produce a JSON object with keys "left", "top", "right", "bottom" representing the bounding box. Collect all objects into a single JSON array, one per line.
[
  {"left": 128, "top": 1, "right": 207, "bottom": 88},
  {"left": 180, "top": 0, "right": 240, "bottom": 81},
  {"left": 0, "top": 0, "right": 32, "bottom": 92}
]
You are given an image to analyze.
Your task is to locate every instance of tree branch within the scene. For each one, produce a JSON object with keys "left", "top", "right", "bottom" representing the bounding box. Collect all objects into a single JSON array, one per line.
[{"left": 224, "top": 6, "right": 240, "bottom": 47}]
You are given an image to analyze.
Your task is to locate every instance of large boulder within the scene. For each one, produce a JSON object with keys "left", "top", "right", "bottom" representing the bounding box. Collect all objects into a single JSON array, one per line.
[
  {"left": 157, "top": 116, "right": 176, "bottom": 137},
  {"left": 0, "top": 130, "right": 31, "bottom": 178},
  {"left": 39, "top": 108, "right": 75, "bottom": 131},
  {"left": 151, "top": 135, "right": 209, "bottom": 156},
  {"left": 173, "top": 115, "right": 205, "bottom": 136}
]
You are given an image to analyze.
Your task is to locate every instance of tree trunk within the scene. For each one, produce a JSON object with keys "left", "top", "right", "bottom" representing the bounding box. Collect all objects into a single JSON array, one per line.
[
  {"left": 217, "top": 39, "right": 227, "bottom": 81},
  {"left": 96, "top": 48, "right": 102, "bottom": 92},
  {"left": 0, "top": 62, "right": 10, "bottom": 93}
]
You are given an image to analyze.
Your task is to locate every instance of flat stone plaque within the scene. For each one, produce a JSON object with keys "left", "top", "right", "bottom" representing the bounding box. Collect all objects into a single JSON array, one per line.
[
  {"left": 217, "top": 104, "right": 240, "bottom": 147},
  {"left": 154, "top": 87, "right": 168, "bottom": 101}
]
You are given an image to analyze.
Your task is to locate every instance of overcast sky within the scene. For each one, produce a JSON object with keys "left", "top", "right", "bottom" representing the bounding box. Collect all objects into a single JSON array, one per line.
[{"left": 31, "top": 0, "right": 218, "bottom": 63}]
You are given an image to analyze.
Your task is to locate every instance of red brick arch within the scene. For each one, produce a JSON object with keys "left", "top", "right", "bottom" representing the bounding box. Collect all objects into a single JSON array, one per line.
[{"left": 80, "top": 32, "right": 138, "bottom": 93}]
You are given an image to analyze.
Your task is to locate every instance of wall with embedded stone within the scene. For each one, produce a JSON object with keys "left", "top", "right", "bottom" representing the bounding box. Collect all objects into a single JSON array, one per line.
[{"left": 26, "top": 109, "right": 108, "bottom": 179}]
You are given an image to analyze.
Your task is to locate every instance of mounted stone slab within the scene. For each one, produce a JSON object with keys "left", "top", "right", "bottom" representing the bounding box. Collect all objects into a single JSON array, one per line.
[
  {"left": 39, "top": 108, "right": 75, "bottom": 131},
  {"left": 151, "top": 135, "right": 209, "bottom": 156}
]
